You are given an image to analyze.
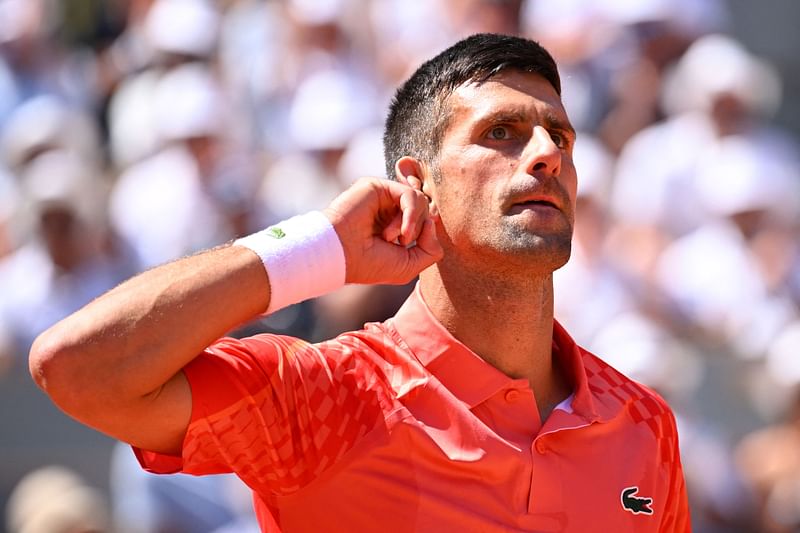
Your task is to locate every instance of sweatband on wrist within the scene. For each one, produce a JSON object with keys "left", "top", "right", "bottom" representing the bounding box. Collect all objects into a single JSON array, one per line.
[{"left": 234, "top": 211, "right": 346, "bottom": 314}]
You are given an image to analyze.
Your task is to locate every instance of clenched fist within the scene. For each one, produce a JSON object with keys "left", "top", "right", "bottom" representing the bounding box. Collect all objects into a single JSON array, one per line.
[{"left": 323, "top": 177, "right": 443, "bottom": 285}]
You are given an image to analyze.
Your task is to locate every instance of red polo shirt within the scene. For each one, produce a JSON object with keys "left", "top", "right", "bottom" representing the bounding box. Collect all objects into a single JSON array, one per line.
[{"left": 135, "top": 286, "right": 690, "bottom": 532}]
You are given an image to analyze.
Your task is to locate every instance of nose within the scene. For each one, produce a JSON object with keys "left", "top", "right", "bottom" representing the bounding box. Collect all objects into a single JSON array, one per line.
[{"left": 523, "top": 126, "right": 561, "bottom": 177}]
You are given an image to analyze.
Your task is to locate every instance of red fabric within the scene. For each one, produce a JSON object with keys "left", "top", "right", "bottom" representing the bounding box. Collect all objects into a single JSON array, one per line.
[{"left": 135, "top": 285, "right": 690, "bottom": 532}]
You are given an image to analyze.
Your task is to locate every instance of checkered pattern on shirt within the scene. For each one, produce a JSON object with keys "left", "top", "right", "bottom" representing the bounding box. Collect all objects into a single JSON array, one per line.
[
  {"left": 582, "top": 353, "right": 678, "bottom": 465},
  {"left": 582, "top": 352, "right": 689, "bottom": 532},
  {"left": 180, "top": 331, "right": 404, "bottom": 496}
]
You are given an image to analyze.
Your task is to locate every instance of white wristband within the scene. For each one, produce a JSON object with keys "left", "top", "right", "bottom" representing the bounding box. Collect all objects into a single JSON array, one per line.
[{"left": 235, "top": 211, "right": 346, "bottom": 314}]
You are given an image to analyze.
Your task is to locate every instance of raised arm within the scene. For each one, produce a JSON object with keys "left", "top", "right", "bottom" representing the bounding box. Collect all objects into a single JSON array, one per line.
[{"left": 29, "top": 177, "right": 441, "bottom": 456}]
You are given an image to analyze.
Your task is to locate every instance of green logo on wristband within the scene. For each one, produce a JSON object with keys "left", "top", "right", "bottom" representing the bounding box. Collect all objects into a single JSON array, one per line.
[{"left": 268, "top": 227, "right": 286, "bottom": 239}]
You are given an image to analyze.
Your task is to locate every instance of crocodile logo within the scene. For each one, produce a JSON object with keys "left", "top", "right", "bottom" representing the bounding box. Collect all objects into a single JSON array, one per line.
[
  {"left": 267, "top": 227, "right": 286, "bottom": 239},
  {"left": 621, "top": 486, "right": 654, "bottom": 516}
]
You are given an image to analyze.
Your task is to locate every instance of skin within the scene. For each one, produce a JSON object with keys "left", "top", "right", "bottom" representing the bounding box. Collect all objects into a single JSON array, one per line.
[
  {"left": 29, "top": 70, "right": 576, "bottom": 456},
  {"left": 29, "top": 179, "right": 439, "bottom": 455},
  {"left": 402, "top": 70, "right": 578, "bottom": 419}
]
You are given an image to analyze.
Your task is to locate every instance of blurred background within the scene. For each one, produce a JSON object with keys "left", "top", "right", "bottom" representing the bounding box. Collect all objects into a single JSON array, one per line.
[{"left": 0, "top": 0, "right": 798, "bottom": 531}]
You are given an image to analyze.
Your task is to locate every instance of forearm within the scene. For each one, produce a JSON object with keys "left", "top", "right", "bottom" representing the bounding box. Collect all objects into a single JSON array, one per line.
[
  {"left": 30, "top": 244, "right": 269, "bottom": 407},
  {"left": 29, "top": 178, "right": 439, "bottom": 453}
]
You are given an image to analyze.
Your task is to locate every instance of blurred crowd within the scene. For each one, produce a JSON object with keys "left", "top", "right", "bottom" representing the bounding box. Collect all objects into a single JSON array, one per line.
[{"left": 1, "top": 0, "right": 799, "bottom": 532}]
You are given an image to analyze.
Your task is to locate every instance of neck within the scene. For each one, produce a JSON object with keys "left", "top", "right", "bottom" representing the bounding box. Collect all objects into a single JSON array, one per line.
[{"left": 419, "top": 262, "right": 569, "bottom": 417}]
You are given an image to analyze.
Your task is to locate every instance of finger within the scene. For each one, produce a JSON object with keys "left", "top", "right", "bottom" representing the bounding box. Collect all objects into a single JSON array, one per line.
[
  {"left": 377, "top": 178, "right": 424, "bottom": 206},
  {"left": 398, "top": 189, "right": 428, "bottom": 246},
  {"left": 366, "top": 179, "right": 426, "bottom": 244},
  {"left": 382, "top": 212, "right": 402, "bottom": 243}
]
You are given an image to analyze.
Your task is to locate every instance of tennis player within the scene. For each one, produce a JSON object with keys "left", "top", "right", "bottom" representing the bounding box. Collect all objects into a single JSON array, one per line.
[{"left": 30, "top": 33, "right": 689, "bottom": 532}]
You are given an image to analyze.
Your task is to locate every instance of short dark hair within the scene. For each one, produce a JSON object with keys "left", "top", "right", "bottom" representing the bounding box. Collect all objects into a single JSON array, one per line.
[{"left": 383, "top": 33, "right": 561, "bottom": 181}]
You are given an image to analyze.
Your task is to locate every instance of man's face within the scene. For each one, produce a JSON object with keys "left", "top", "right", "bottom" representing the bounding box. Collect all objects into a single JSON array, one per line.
[{"left": 427, "top": 70, "right": 578, "bottom": 275}]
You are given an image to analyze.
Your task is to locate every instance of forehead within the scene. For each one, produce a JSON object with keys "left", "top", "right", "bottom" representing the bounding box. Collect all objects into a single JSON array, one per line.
[{"left": 445, "top": 70, "right": 569, "bottom": 130}]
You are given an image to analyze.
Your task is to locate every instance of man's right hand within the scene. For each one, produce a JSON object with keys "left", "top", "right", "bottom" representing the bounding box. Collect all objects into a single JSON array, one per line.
[{"left": 323, "top": 177, "right": 443, "bottom": 286}]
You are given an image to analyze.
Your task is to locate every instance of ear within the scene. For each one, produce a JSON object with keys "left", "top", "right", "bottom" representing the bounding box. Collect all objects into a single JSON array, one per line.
[
  {"left": 394, "top": 156, "right": 424, "bottom": 189},
  {"left": 394, "top": 156, "right": 439, "bottom": 216}
]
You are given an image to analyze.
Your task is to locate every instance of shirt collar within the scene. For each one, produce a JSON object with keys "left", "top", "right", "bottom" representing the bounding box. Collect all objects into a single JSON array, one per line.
[
  {"left": 390, "top": 284, "right": 517, "bottom": 408},
  {"left": 390, "top": 284, "right": 608, "bottom": 421},
  {"left": 551, "top": 319, "right": 604, "bottom": 422}
]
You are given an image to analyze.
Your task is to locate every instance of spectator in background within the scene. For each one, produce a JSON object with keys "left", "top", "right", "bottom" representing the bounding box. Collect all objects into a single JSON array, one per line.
[
  {"left": 595, "top": 0, "right": 730, "bottom": 153},
  {"left": 109, "top": 441, "right": 258, "bottom": 533},
  {"left": 0, "top": 95, "right": 102, "bottom": 173},
  {"left": 0, "top": 150, "right": 136, "bottom": 367},
  {"left": 654, "top": 135, "right": 800, "bottom": 353},
  {"left": 611, "top": 33, "right": 791, "bottom": 236},
  {"left": 0, "top": 164, "right": 19, "bottom": 260},
  {"left": 0, "top": 0, "right": 64, "bottom": 122},
  {"left": 107, "top": 0, "right": 222, "bottom": 169},
  {"left": 109, "top": 61, "right": 257, "bottom": 268},
  {"left": 736, "top": 389, "right": 800, "bottom": 532},
  {"left": 608, "top": 35, "right": 799, "bottom": 340},
  {"left": 5, "top": 465, "right": 109, "bottom": 533}
]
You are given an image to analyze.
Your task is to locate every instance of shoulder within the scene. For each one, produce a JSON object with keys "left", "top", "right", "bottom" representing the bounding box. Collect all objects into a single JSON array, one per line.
[
  {"left": 196, "top": 322, "right": 413, "bottom": 392},
  {"left": 322, "top": 321, "right": 411, "bottom": 365},
  {"left": 317, "top": 321, "right": 421, "bottom": 389},
  {"left": 182, "top": 325, "right": 413, "bottom": 433}
]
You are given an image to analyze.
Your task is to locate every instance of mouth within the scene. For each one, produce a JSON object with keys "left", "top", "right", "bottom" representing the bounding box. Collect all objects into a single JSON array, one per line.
[
  {"left": 508, "top": 198, "right": 561, "bottom": 215},
  {"left": 513, "top": 199, "right": 558, "bottom": 209}
]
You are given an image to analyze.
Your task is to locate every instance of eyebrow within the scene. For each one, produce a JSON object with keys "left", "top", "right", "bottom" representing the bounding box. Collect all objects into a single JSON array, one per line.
[
  {"left": 541, "top": 110, "right": 577, "bottom": 139},
  {"left": 481, "top": 109, "right": 577, "bottom": 139}
]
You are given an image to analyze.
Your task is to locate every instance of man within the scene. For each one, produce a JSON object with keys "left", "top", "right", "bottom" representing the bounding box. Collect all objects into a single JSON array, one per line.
[{"left": 30, "top": 34, "right": 690, "bottom": 532}]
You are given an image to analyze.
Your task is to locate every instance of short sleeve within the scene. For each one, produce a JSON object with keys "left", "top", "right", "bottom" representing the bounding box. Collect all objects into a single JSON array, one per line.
[{"left": 134, "top": 333, "right": 389, "bottom": 496}]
